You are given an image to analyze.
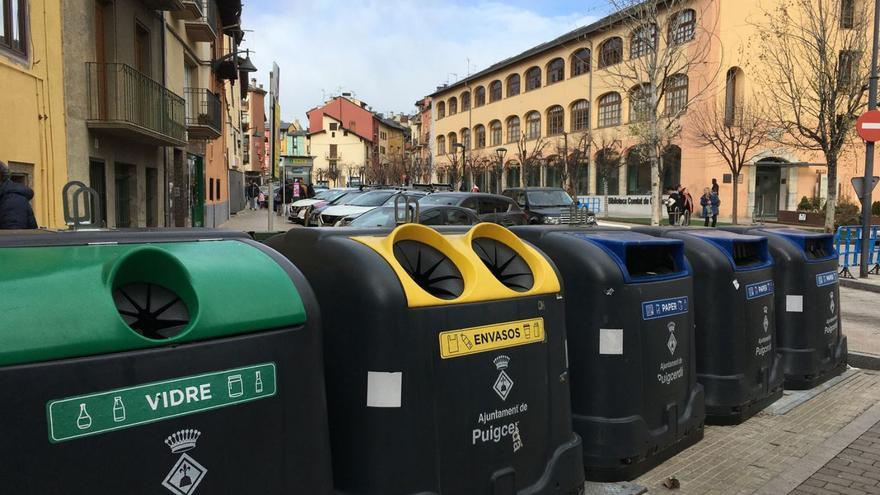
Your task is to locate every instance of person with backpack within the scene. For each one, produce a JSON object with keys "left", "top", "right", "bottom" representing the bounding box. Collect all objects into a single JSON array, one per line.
[{"left": 0, "top": 161, "right": 37, "bottom": 229}]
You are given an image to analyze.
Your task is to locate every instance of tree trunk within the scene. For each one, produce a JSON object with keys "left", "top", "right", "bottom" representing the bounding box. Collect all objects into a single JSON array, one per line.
[
  {"left": 732, "top": 172, "right": 739, "bottom": 225},
  {"left": 603, "top": 177, "right": 610, "bottom": 219},
  {"left": 824, "top": 156, "right": 838, "bottom": 233},
  {"left": 650, "top": 148, "right": 662, "bottom": 226}
]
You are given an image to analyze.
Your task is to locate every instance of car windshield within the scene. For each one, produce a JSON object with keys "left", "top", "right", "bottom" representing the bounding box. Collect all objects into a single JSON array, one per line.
[
  {"left": 349, "top": 207, "right": 396, "bottom": 227},
  {"left": 527, "top": 190, "right": 573, "bottom": 207},
  {"left": 333, "top": 191, "right": 364, "bottom": 205},
  {"left": 311, "top": 189, "right": 336, "bottom": 201},
  {"left": 348, "top": 191, "right": 397, "bottom": 206},
  {"left": 382, "top": 193, "right": 424, "bottom": 206},
  {"left": 419, "top": 194, "right": 460, "bottom": 206}
]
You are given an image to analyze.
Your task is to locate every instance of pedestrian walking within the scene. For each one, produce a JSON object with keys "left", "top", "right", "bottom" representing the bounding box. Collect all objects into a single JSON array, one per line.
[
  {"left": 246, "top": 181, "right": 260, "bottom": 210},
  {"left": 0, "top": 161, "right": 37, "bottom": 229},
  {"left": 664, "top": 186, "right": 680, "bottom": 226},
  {"left": 681, "top": 187, "right": 695, "bottom": 226},
  {"left": 307, "top": 183, "right": 316, "bottom": 199},
  {"left": 258, "top": 190, "right": 265, "bottom": 209},
  {"left": 471, "top": 183, "right": 480, "bottom": 193},
  {"left": 701, "top": 187, "right": 720, "bottom": 227},
  {"left": 711, "top": 178, "right": 719, "bottom": 195}
]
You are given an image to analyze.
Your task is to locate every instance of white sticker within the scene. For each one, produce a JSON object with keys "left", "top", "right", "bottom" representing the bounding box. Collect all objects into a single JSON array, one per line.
[
  {"left": 599, "top": 329, "right": 624, "bottom": 355},
  {"left": 366, "top": 372, "right": 402, "bottom": 408},
  {"left": 733, "top": 279, "right": 740, "bottom": 290},
  {"left": 786, "top": 295, "right": 804, "bottom": 313}
]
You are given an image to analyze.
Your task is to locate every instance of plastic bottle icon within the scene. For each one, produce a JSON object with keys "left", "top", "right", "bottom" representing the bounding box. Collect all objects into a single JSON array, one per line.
[
  {"left": 255, "top": 371, "right": 264, "bottom": 394},
  {"left": 113, "top": 397, "right": 126, "bottom": 423},
  {"left": 76, "top": 403, "right": 92, "bottom": 430}
]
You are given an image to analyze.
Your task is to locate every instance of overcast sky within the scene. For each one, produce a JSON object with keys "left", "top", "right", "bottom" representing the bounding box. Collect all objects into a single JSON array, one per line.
[{"left": 240, "top": 0, "right": 610, "bottom": 123}]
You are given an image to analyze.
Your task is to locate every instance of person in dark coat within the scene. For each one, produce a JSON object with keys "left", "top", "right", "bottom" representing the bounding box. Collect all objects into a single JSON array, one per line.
[
  {"left": 701, "top": 187, "right": 721, "bottom": 227},
  {"left": 307, "top": 183, "right": 316, "bottom": 199},
  {"left": 0, "top": 161, "right": 37, "bottom": 229},
  {"left": 664, "top": 186, "right": 680, "bottom": 226}
]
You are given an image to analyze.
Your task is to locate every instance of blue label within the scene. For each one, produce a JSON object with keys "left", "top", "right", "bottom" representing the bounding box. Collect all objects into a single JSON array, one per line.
[
  {"left": 642, "top": 297, "right": 689, "bottom": 320},
  {"left": 816, "top": 271, "right": 838, "bottom": 287},
  {"left": 745, "top": 280, "right": 775, "bottom": 300}
]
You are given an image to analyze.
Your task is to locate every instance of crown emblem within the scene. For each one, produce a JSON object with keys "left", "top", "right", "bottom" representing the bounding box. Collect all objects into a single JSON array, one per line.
[
  {"left": 667, "top": 321, "right": 676, "bottom": 333},
  {"left": 493, "top": 355, "right": 510, "bottom": 371},
  {"left": 165, "top": 429, "right": 201, "bottom": 454},
  {"left": 763, "top": 306, "right": 769, "bottom": 314}
]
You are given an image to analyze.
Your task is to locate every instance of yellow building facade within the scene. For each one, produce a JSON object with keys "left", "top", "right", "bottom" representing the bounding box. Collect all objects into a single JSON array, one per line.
[
  {"left": 431, "top": 1, "right": 871, "bottom": 221},
  {"left": 0, "top": 0, "right": 68, "bottom": 228}
]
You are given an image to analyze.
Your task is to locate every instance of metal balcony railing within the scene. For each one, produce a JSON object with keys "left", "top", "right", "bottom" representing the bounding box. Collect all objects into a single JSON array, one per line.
[
  {"left": 86, "top": 62, "right": 186, "bottom": 146},
  {"left": 184, "top": 87, "right": 222, "bottom": 139}
]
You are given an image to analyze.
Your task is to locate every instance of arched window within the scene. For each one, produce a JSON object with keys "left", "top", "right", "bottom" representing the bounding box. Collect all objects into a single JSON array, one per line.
[
  {"left": 506, "top": 116, "right": 520, "bottom": 143},
  {"left": 598, "top": 92, "right": 621, "bottom": 127},
  {"left": 437, "top": 101, "right": 446, "bottom": 119},
  {"left": 474, "top": 86, "right": 486, "bottom": 107},
  {"left": 490, "top": 120, "right": 502, "bottom": 146},
  {"left": 571, "top": 48, "right": 591, "bottom": 77},
  {"left": 474, "top": 124, "right": 486, "bottom": 148},
  {"left": 595, "top": 147, "right": 621, "bottom": 195},
  {"left": 725, "top": 67, "right": 744, "bottom": 125},
  {"left": 461, "top": 128, "right": 471, "bottom": 149},
  {"left": 525, "top": 111, "right": 541, "bottom": 139},
  {"left": 547, "top": 105, "right": 564, "bottom": 135},
  {"left": 547, "top": 58, "right": 565, "bottom": 85},
  {"left": 449, "top": 97, "right": 458, "bottom": 115},
  {"left": 507, "top": 74, "right": 521, "bottom": 97},
  {"left": 599, "top": 37, "right": 623, "bottom": 68},
  {"left": 448, "top": 132, "right": 457, "bottom": 147},
  {"left": 630, "top": 24, "right": 657, "bottom": 58},
  {"left": 629, "top": 84, "right": 650, "bottom": 122},
  {"left": 626, "top": 145, "right": 652, "bottom": 195},
  {"left": 665, "top": 74, "right": 688, "bottom": 115},
  {"left": 571, "top": 99, "right": 590, "bottom": 131},
  {"left": 490, "top": 80, "right": 503, "bottom": 102},
  {"left": 662, "top": 145, "right": 682, "bottom": 189},
  {"left": 669, "top": 9, "right": 696, "bottom": 45},
  {"left": 437, "top": 135, "right": 446, "bottom": 155},
  {"left": 525, "top": 67, "right": 542, "bottom": 91},
  {"left": 461, "top": 91, "right": 470, "bottom": 111},
  {"left": 841, "top": 0, "right": 855, "bottom": 28}
]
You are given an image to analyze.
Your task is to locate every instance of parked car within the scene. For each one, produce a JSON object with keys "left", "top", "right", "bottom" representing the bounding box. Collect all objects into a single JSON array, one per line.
[
  {"left": 346, "top": 204, "right": 480, "bottom": 228},
  {"left": 418, "top": 192, "right": 528, "bottom": 226},
  {"left": 305, "top": 190, "right": 366, "bottom": 226},
  {"left": 321, "top": 190, "right": 427, "bottom": 227},
  {"left": 288, "top": 188, "right": 356, "bottom": 225},
  {"left": 502, "top": 187, "right": 596, "bottom": 225}
]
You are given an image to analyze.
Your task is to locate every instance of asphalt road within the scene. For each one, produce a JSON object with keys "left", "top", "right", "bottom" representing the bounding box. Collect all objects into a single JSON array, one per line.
[{"left": 842, "top": 286, "right": 880, "bottom": 357}]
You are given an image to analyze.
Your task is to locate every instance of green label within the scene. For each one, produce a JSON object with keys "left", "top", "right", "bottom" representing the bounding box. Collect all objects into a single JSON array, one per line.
[{"left": 47, "top": 363, "right": 276, "bottom": 443}]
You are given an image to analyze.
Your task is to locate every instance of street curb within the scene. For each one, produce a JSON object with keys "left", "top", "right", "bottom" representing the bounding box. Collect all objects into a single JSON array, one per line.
[
  {"left": 840, "top": 278, "right": 880, "bottom": 293},
  {"left": 755, "top": 376, "right": 880, "bottom": 495},
  {"left": 849, "top": 352, "right": 880, "bottom": 371}
]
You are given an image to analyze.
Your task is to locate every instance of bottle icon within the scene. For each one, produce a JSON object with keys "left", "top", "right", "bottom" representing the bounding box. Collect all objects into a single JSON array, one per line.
[
  {"left": 76, "top": 403, "right": 92, "bottom": 430},
  {"left": 113, "top": 397, "right": 126, "bottom": 423},
  {"left": 255, "top": 371, "right": 264, "bottom": 393}
]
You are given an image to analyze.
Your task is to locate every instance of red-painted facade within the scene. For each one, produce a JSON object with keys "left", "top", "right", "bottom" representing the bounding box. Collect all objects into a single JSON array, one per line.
[{"left": 307, "top": 96, "right": 376, "bottom": 143}]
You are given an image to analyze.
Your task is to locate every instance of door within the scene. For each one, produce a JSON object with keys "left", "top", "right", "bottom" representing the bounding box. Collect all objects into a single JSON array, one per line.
[
  {"left": 189, "top": 154, "right": 205, "bottom": 228},
  {"left": 755, "top": 165, "right": 782, "bottom": 219},
  {"left": 145, "top": 168, "right": 158, "bottom": 227},
  {"left": 114, "top": 163, "right": 136, "bottom": 228},
  {"left": 89, "top": 160, "right": 107, "bottom": 227}
]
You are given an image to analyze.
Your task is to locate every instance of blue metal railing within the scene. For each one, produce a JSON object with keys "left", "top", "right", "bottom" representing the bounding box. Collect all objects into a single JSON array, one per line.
[{"left": 835, "top": 226, "right": 880, "bottom": 277}]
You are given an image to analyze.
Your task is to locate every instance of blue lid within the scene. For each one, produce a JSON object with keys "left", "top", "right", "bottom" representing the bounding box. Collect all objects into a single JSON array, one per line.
[
  {"left": 567, "top": 231, "right": 690, "bottom": 283},
  {"left": 677, "top": 230, "right": 773, "bottom": 272},
  {"left": 757, "top": 228, "right": 837, "bottom": 262}
]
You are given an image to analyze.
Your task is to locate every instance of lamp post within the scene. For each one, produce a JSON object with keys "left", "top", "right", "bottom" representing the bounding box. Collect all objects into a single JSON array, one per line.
[
  {"left": 496, "top": 147, "right": 507, "bottom": 194},
  {"left": 453, "top": 142, "right": 466, "bottom": 191}
]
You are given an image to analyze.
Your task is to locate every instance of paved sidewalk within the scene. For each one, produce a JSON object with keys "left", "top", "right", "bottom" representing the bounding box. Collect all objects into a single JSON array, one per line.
[
  {"left": 840, "top": 287, "right": 880, "bottom": 360},
  {"left": 792, "top": 420, "right": 880, "bottom": 495},
  {"left": 218, "top": 207, "right": 298, "bottom": 233}
]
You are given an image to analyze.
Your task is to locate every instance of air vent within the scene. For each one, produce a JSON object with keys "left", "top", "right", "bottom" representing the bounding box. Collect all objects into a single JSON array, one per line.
[
  {"left": 393, "top": 240, "right": 464, "bottom": 299},
  {"left": 732, "top": 241, "right": 764, "bottom": 268},
  {"left": 625, "top": 245, "right": 680, "bottom": 277},
  {"left": 472, "top": 238, "right": 534, "bottom": 292},
  {"left": 114, "top": 283, "right": 191, "bottom": 340}
]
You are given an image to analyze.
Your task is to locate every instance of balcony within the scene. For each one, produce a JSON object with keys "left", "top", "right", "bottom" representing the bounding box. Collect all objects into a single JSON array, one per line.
[
  {"left": 185, "top": 88, "right": 222, "bottom": 140},
  {"left": 86, "top": 63, "right": 186, "bottom": 147},
  {"left": 184, "top": 0, "right": 218, "bottom": 42},
  {"left": 141, "top": 0, "right": 185, "bottom": 10}
]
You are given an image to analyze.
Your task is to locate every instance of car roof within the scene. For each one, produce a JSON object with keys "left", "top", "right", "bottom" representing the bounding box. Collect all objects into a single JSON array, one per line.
[
  {"left": 503, "top": 187, "right": 566, "bottom": 192},
  {"left": 426, "top": 192, "right": 512, "bottom": 199}
]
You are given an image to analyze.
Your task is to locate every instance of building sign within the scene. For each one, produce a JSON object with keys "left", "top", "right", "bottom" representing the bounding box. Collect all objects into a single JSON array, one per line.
[{"left": 578, "top": 195, "right": 654, "bottom": 217}]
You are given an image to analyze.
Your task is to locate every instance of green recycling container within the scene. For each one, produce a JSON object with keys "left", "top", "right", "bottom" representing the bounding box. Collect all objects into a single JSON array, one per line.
[{"left": 0, "top": 230, "right": 333, "bottom": 494}]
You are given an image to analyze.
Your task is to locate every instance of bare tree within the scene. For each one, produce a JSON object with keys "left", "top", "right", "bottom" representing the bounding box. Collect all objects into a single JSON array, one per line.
[
  {"left": 749, "top": 0, "right": 869, "bottom": 231},
  {"left": 443, "top": 150, "right": 463, "bottom": 189},
  {"left": 514, "top": 132, "right": 549, "bottom": 188},
  {"left": 592, "top": 131, "right": 625, "bottom": 218},
  {"left": 691, "top": 101, "right": 773, "bottom": 224},
  {"left": 605, "top": 0, "right": 720, "bottom": 224}
]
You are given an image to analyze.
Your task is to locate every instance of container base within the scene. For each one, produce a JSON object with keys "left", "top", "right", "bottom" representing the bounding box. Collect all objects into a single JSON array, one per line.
[
  {"left": 705, "top": 387, "right": 785, "bottom": 426},
  {"left": 784, "top": 337, "right": 848, "bottom": 391},
  {"left": 584, "top": 426, "right": 704, "bottom": 483}
]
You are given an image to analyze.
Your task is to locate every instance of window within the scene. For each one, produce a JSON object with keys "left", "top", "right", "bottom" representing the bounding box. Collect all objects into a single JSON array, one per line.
[
  {"left": 474, "top": 124, "right": 486, "bottom": 148},
  {"left": 525, "top": 111, "right": 541, "bottom": 139},
  {"left": 525, "top": 67, "right": 541, "bottom": 91},
  {"left": 490, "top": 120, "right": 502, "bottom": 146},
  {"left": 599, "top": 37, "right": 623, "bottom": 68},
  {"left": 448, "top": 132, "right": 457, "bottom": 147},
  {"left": 329, "top": 144, "right": 338, "bottom": 158},
  {"left": 209, "top": 178, "right": 215, "bottom": 201},
  {"left": 547, "top": 58, "right": 565, "bottom": 85},
  {"left": 475, "top": 86, "right": 486, "bottom": 107},
  {"left": 329, "top": 122, "right": 338, "bottom": 131},
  {"left": 507, "top": 116, "right": 520, "bottom": 143},
  {"left": 490, "top": 80, "right": 503, "bottom": 102},
  {"left": 437, "top": 101, "right": 446, "bottom": 119},
  {"left": 571, "top": 48, "right": 591, "bottom": 77},
  {"left": 507, "top": 74, "right": 521, "bottom": 97},
  {"left": 445, "top": 209, "right": 472, "bottom": 225},
  {"left": 449, "top": 97, "right": 458, "bottom": 115},
  {"left": 571, "top": 99, "right": 590, "bottom": 131},
  {"left": 437, "top": 135, "right": 446, "bottom": 155},
  {"left": 547, "top": 105, "right": 564, "bottom": 135},
  {"left": 0, "top": 0, "right": 27, "bottom": 57},
  {"left": 216, "top": 179, "right": 221, "bottom": 201},
  {"left": 669, "top": 9, "right": 696, "bottom": 45},
  {"left": 598, "top": 92, "right": 621, "bottom": 127},
  {"left": 629, "top": 84, "right": 650, "bottom": 122},
  {"left": 630, "top": 24, "right": 657, "bottom": 58},
  {"left": 725, "top": 67, "right": 743, "bottom": 125},
  {"left": 841, "top": 0, "right": 855, "bottom": 28},
  {"left": 380, "top": 146, "right": 386, "bottom": 154},
  {"left": 665, "top": 74, "right": 689, "bottom": 115},
  {"left": 838, "top": 50, "right": 859, "bottom": 89},
  {"left": 461, "top": 91, "right": 471, "bottom": 111},
  {"left": 461, "top": 128, "right": 471, "bottom": 149}
]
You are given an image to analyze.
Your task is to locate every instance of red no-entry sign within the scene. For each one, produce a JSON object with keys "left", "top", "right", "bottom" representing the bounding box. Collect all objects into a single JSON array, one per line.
[{"left": 857, "top": 110, "right": 880, "bottom": 142}]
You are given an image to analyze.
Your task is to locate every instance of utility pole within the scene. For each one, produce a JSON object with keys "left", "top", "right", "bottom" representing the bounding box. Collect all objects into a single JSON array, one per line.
[
  {"left": 860, "top": 0, "right": 880, "bottom": 278},
  {"left": 268, "top": 63, "right": 280, "bottom": 232}
]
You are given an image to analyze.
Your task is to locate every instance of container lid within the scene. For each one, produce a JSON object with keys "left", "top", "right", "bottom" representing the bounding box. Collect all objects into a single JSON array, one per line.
[
  {"left": 677, "top": 230, "right": 773, "bottom": 272},
  {"left": 756, "top": 228, "right": 837, "bottom": 262},
  {"left": 567, "top": 231, "right": 690, "bottom": 283}
]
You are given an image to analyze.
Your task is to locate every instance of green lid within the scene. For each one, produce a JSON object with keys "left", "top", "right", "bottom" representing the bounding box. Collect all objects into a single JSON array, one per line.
[{"left": 0, "top": 240, "right": 306, "bottom": 366}]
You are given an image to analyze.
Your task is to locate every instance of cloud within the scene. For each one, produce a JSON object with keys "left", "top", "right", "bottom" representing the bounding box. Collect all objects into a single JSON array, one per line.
[{"left": 241, "top": 0, "right": 598, "bottom": 123}]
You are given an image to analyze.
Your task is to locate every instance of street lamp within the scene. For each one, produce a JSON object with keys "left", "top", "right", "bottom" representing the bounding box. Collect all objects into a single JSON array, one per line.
[
  {"left": 496, "top": 147, "right": 507, "bottom": 193},
  {"left": 453, "top": 142, "right": 466, "bottom": 191}
]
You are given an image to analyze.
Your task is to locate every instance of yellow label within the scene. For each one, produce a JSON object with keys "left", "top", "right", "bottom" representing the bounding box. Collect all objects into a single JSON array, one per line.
[{"left": 439, "top": 318, "right": 546, "bottom": 359}]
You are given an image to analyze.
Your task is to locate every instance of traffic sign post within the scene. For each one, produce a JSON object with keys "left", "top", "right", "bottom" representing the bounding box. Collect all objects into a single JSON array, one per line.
[
  {"left": 859, "top": 0, "right": 880, "bottom": 278},
  {"left": 856, "top": 111, "right": 880, "bottom": 142},
  {"left": 852, "top": 177, "right": 880, "bottom": 201}
]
